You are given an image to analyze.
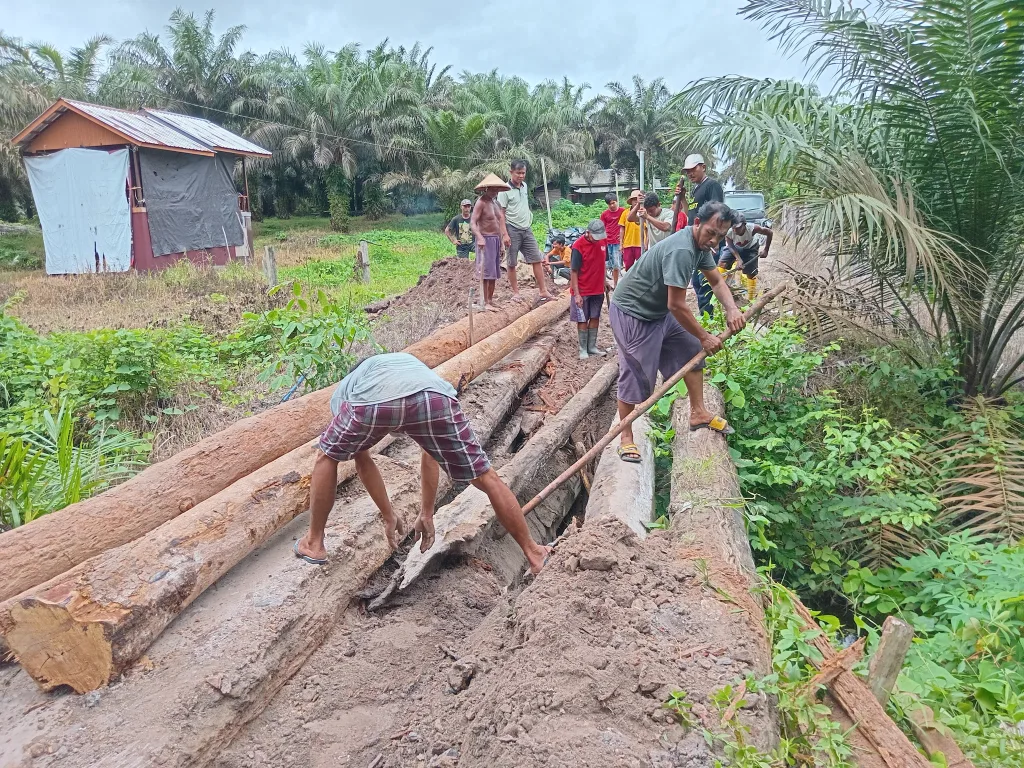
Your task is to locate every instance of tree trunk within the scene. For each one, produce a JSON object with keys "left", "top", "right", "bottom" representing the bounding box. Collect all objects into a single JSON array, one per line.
[
  {"left": 394, "top": 359, "right": 617, "bottom": 593},
  {"left": 0, "top": 333, "right": 561, "bottom": 693},
  {"left": 584, "top": 412, "right": 654, "bottom": 537},
  {"left": 0, "top": 298, "right": 558, "bottom": 604}
]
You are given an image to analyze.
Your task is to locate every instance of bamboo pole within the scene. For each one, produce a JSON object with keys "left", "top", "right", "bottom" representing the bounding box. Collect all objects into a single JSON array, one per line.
[{"left": 522, "top": 285, "right": 787, "bottom": 515}]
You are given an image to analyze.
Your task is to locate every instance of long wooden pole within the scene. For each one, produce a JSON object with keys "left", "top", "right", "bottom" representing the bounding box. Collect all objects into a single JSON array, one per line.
[
  {"left": 522, "top": 285, "right": 786, "bottom": 515},
  {"left": 540, "top": 158, "right": 554, "bottom": 233}
]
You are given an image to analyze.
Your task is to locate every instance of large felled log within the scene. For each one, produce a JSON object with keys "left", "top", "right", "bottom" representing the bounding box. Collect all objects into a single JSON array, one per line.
[
  {"left": 788, "top": 593, "right": 931, "bottom": 768},
  {"left": 394, "top": 359, "right": 618, "bottom": 593},
  {"left": 0, "top": 297, "right": 544, "bottom": 603},
  {"left": 1, "top": 333, "right": 559, "bottom": 693},
  {"left": 584, "top": 413, "right": 654, "bottom": 537},
  {"left": 671, "top": 386, "right": 756, "bottom": 577}
]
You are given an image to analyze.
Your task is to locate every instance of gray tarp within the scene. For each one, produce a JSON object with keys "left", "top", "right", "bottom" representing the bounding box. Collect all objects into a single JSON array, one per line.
[{"left": 139, "top": 149, "right": 243, "bottom": 257}]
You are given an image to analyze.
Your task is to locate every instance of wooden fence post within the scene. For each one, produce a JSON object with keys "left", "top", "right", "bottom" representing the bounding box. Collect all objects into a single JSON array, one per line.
[
  {"left": 357, "top": 240, "right": 370, "bottom": 283},
  {"left": 263, "top": 245, "right": 278, "bottom": 287},
  {"left": 867, "top": 616, "right": 914, "bottom": 706}
]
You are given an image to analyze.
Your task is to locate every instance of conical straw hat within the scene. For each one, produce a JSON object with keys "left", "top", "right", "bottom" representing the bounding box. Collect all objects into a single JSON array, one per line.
[{"left": 474, "top": 173, "right": 511, "bottom": 192}]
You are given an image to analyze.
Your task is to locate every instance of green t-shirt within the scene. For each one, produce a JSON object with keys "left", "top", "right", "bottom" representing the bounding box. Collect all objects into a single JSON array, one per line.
[{"left": 610, "top": 227, "right": 716, "bottom": 322}]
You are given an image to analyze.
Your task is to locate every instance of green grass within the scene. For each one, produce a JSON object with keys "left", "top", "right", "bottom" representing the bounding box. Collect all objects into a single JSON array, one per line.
[
  {"left": 0, "top": 229, "right": 45, "bottom": 270},
  {"left": 254, "top": 212, "right": 446, "bottom": 245},
  {"left": 278, "top": 229, "right": 453, "bottom": 306}
]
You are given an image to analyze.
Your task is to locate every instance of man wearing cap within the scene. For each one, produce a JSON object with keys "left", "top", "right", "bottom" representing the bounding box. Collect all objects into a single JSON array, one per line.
[
  {"left": 471, "top": 174, "right": 512, "bottom": 310},
  {"left": 294, "top": 352, "right": 551, "bottom": 575},
  {"left": 618, "top": 189, "right": 645, "bottom": 271},
  {"left": 497, "top": 160, "right": 555, "bottom": 303},
  {"left": 445, "top": 199, "right": 476, "bottom": 259},
  {"left": 570, "top": 219, "right": 610, "bottom": 359},
  {"left": 608, "top": 200, "right": 745, "bottom": 464},
  {"left": 684, "top": 154, "right": 724, "bottom": 317}
]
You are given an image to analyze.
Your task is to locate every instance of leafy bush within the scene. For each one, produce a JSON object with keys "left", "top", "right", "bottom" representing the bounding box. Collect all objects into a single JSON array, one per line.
[
  {"left": 846, "top": 535, "right": 1024, "bottom": 765},
  {"left": 0, "top": 230, "right": 45, "bottom": 270},
  {"left": 0, "top": 399, "right": 149, "bottom": 529},
  {"left": 224, "top": 280, "right": 377, "bottom": 392},
  {"left": 546, "top": 198, "right": 610, "bottom": 230}
]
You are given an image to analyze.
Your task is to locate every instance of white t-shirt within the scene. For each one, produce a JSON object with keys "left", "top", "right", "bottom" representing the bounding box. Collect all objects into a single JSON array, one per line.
[{"left": 727, "top": 225, "right": 756, "bottom": 250}]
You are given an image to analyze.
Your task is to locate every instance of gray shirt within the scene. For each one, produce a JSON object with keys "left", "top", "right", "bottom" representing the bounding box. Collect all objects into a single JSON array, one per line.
[
  {"left": 330, "top": 353, "right": 456, "bottom": 412},
  {"left": 611, "top": 227, "right": 716, "bottom": 322},
  {"left": 645, "top": 208, "right": 674, "bottom": 246},
  {"left": 496, "top": 181, "right": 533, "bottom": 229}
]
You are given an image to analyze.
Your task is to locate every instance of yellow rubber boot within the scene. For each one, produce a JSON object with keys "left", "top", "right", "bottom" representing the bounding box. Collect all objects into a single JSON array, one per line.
[{"left": 741, "top": 275, "right": 757, "bottom": 302}]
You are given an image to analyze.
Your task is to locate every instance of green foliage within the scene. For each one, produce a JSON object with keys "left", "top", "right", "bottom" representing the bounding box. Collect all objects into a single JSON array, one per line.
[
  {"left": 0, "top": 303, "right": 219, "bottom": 430},
  {"left": 0, "top": 398, "right": 148, "bottom": 528},
  {"left": 545, "top": 199, "right": 610, "bottom": 231},
  {"left": 0, "top": 230, "right": 44, "bottom": 269},
  {"left": 662, "top": 690, "right": 694, "bottom": 728},
  {"left": 846, "top": 535, "right": 1024, "bottom": 765},
  {"left": 700, "top": 580, "right": 854, "bottom": 767},
  {"left": 225, "top": 280, "right": 377, "bottom": 393}
]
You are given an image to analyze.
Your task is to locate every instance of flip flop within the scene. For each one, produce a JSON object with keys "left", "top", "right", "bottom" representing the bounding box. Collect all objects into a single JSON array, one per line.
[
  {"left": 617, "top": 443, "right": 642, "bottom": 463},
  {"left": 690, "top": 416, "right": 735, "bottom": 436},
  {"left": 294, "top": 540, "right": 328, "bottom": 565}
]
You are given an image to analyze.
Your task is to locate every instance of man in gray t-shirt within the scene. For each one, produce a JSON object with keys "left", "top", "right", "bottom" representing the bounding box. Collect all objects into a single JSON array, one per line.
[
  {"left": 295, "top": 353, "right": 551, "bottom": 575},
  {"left": 608, "top": 201, "right": 746, "bottom": 463}
]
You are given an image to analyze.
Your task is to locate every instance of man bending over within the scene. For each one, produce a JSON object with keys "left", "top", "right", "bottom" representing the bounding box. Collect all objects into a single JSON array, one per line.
[{"left": 295, "top": 353, "right": 550, "bottom": 574}]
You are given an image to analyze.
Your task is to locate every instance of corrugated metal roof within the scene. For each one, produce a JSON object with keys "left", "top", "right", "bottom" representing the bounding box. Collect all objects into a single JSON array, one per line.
[
  {"left": 65, "top": 100, "right": 212, "bottom": 154},
  {"left": 144, "top": 109, "right": 271, "bottom": 157}
]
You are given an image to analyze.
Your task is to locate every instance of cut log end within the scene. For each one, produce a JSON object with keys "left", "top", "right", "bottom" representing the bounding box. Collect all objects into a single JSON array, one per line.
[{"left": 8, "top": 600, "right": 115, "bottom": 693}]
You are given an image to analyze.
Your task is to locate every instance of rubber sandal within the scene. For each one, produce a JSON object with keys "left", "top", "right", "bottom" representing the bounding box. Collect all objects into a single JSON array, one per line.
[
  {"left": 689, "top": 416, "right": 735, "bottom": 436},
  {"left": 617, "top": 443, "right": 642, "bottom": 463},
  {"left": 294, "top": 539, "right": 328, "bottom": 565}
]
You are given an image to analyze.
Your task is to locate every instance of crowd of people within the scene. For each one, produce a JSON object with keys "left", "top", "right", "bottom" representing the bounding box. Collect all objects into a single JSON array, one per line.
[{"left": 293, "top": 156, "right": 773, "bottom": 572}]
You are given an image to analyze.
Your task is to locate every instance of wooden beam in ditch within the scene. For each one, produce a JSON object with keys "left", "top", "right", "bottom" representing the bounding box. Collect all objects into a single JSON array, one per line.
[
  {"left": 0, "top": 297, "right": 547, "bottom": 603},
  {"left": 0, "top": 319, "right": 564, "bottom": 693},
  {"left": 390, "top": 359, "right": 618, "bottom": 596}
]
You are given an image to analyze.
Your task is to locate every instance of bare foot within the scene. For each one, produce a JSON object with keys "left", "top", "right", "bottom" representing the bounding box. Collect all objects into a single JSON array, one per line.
[
  {"left": 527, "top": 544, "right": 552, "bottom": 575},
  {"left": 511, "top": 293, "right": 525, "bottom": 303},
  {"left": 296, "top": 534, "right": 328, "bottom": 563}
]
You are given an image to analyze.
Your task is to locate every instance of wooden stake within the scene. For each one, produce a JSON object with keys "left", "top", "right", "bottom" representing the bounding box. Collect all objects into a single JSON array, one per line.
[
  {"left": 263, "top": 245, "right": 277, "bottom": 286},
  {"left": 787, "top": 592, "right": 931, "bottom": 768},
  {"left": 357, "top": 240, "right": 370, "bottom": 283},
  {"left": 867, "top": 616, "right": 914, "bottom": 706}
]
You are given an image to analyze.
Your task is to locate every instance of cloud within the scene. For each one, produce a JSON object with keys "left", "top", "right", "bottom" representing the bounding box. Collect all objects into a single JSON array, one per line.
[{"left": 4, "top": 0, "right": 811, "bottom": 93}]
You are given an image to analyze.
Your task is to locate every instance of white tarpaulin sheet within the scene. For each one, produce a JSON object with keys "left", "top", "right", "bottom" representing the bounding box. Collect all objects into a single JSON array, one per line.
[{"left": 25, "top": 148, "right": 131, "bottom": 274}]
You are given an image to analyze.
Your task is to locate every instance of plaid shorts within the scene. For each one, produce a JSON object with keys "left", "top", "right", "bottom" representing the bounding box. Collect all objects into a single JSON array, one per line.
[{"left": 318, "top": 390, "right": 491, "bottom": 482}]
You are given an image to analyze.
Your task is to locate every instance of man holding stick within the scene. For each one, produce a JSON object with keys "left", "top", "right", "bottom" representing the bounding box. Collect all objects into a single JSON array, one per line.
[
  {"left": 294, "top": 353, "right": 551, "bottom": 574},
  {"left": 608, "top": 201, "right": 745, "bottom": 463}
]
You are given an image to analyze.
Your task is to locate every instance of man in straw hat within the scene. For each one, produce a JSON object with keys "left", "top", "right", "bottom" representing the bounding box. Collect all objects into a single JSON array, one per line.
[{"left": 471, "top": 173, "right": 511, "bottom": 310}]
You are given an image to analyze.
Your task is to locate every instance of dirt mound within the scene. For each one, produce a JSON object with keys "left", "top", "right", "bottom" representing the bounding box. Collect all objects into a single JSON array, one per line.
[{"left": 219, "top": 519, "right": 774, "bottom": 768}]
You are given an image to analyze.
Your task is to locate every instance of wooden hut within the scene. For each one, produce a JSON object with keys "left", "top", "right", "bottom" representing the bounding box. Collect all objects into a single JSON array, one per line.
[{"left": 11, "top": 99, "right": 271, "bottom": 274}]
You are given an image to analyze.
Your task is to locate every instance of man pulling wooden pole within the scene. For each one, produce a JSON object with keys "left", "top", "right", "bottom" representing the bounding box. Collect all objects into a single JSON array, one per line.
[{"left": 522, "top": 283, "right": 786, "bottom": 515}]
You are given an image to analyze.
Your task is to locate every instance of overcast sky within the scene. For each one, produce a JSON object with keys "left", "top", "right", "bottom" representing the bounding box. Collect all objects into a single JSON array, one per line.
[{"left": 6, "top": 1, "right": 815, "bottom": 93}]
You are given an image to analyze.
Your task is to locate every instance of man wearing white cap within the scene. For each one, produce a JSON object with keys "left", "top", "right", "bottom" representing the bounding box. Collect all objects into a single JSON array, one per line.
[
  {"left": 683, "top": 154, "right": 724, "bottom": 317},
  {"left": 445, "top": 199, "right": 476, "bottom": 259}
]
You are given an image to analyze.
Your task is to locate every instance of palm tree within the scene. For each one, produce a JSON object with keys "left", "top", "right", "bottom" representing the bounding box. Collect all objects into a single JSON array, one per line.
[
  {"left": 102, "top": 8, "right": 248, "bottom": 117},
  {"left": 597, "top": 76, "right": 692, "bottom": 186},
  {"left": 673, "top": 0, "right": 1024, "bottom": 400}
]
